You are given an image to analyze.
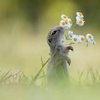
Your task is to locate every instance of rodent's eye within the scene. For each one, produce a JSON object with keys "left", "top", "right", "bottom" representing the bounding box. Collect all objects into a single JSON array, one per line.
[{"left": 51, "top": 30, "right": 57, "bottom": 35}]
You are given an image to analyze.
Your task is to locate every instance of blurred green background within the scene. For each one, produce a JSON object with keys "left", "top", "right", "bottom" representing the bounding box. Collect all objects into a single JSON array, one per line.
[{"left": 0, "top": 0, "right": 100, "bottom": 77}]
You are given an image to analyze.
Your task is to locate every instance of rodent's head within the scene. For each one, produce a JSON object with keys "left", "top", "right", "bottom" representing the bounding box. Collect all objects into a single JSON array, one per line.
[{"left": 47, "top": 26, "right": 64, "bottom": 48}]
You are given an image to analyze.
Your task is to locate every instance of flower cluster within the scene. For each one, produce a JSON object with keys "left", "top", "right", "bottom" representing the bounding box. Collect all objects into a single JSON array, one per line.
[
  {"left": 76, "top": 12, "right": 85, "bottom": 26},
  {"left": 67, "top": 31, "right": 95, "bottom": 44},
  {"left": 60, "top": 14, "right": 72, "bottom": 29},
  {"left": 59, "top": 12, "right": 96, "bottom": 45}
]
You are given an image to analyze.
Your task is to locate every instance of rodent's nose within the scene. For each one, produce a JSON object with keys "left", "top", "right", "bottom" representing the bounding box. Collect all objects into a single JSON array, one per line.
[
  {"left": 59, "top": 26, "right": 64, "bottom": 30},
  {"left": 57, "top": 26, "right": 65, "bottom": 33}
]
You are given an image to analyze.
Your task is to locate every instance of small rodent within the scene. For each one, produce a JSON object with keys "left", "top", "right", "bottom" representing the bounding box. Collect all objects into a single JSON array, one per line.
[{"left": 47, "top": 26, "right": 73, "bottom": 85}]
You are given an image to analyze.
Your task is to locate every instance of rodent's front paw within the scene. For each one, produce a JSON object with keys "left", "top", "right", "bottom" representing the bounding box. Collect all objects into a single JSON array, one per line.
[{"left": 66, "top": 46, "right": 74, "bottom": 51}]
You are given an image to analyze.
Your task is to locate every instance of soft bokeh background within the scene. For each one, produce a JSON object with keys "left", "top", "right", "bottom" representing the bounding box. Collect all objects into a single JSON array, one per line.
[
  {"left": 0, "top": 0, "right": 100, "bottom": 100},
  {"left": 0, "top": 0, "right": 99, "bottom": 76},
  {"left": 0, "top": 0, "right": 100, "bottom": 78}
]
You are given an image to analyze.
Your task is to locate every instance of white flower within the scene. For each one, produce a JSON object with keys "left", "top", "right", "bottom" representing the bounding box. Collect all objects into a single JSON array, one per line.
[
  {"left": 86, "top": 34, "right": 94, "bottom": 41},
  {"left": 76, "top": 12, "right": 84, "bottom": 18},
  {"left": 86, "top": 34, "right": 96, "bottom": 44},
  {"left": 90, "top": 40, "right": 95, "bottom": 44},
  {"left": 76, "top": 18, "right": 85, "bottom": 26},
  {"left": 59, "top": 18, "right": 72, "bottom": 29},
  {"left": 68, "top": 31, "right": 74, "bottom": 39},
  {"left": 67, "top": 18, "right": 72, "bottom": 28},
  {"left": 87, "top": 39, "right": 96, "bottom": 45},
  {"left": 76, "top": 16, "right": 81, "bottom": 20},
  {"left": 61, "top": 14, "right": 69, "bottom": 21},
  {"left": 76, "top": 12, "right": 85, "bottom": 26},
  {"left": 60, "top": 14, "right": 72, "bottom": 29},
  {"left": 59, "top": 20, "right": 67, "bottom": 28},
  {"left": 78, "top": 35, "right": 86, "bottom": 43},
  {"left": 68, "top": 30, "right": 74, "bottom": 35},
  {"left": 72, "top": 35, "right": 79, "bottom": 44}
]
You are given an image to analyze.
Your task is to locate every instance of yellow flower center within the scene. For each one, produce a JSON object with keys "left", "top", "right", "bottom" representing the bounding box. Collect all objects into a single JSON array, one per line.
[
  {"left": 63, "top": 15, "right": 67, "bottom": 19},
  {"left": 79, "top": 19, "right": 83, "bottom": 24},
  {"left": 81, "top": 37, "right": 85, "bottom": 41},
  {"left": 62, "top": 21, "right": 66, "bottom": 25},
  {"left": 74, "top": 38, "right": 77, "bottom": 41},
  {"left": 65, "top": 21, "right": 68, "bottom": 24},
  {"left": 79, "top": 12, "right": 83, "bottom": 16},
  {"left": 88, "top": 35, "right": 92, "bottom": 39}
]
